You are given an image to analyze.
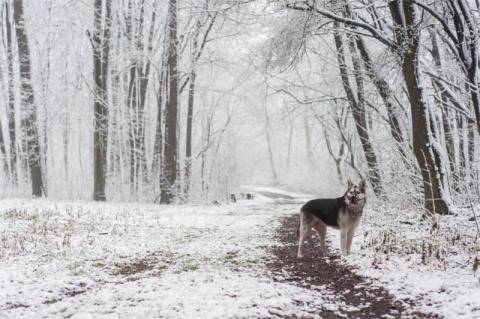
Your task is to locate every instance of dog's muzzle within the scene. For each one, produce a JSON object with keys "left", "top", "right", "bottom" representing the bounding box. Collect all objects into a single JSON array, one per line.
[{"left": 351, "top": 196, "right": 357, "bottom": 204}]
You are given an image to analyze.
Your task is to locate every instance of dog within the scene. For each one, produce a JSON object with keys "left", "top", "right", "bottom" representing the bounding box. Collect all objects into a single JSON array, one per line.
[{"left": 297, "top": 178, "right": 366, "bottom": 258}]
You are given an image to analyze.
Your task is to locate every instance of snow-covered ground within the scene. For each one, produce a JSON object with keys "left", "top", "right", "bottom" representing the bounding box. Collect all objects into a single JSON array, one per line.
[
  {"left": 0, "top": 189, "right": 479, "bottom": 318},
  {"left": 342, "top": 202, "right": 480, "bottom": 319},
  {"left": 0, "top": 193, "right": 336, "bottom": 319}
]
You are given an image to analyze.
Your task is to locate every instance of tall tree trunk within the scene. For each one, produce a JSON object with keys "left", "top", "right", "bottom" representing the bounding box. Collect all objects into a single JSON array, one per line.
[
  {"left": 333, "top": 24, "right": 383, "bottom": 195},
  {"left": 286, "top": 114, "right": 294, "bottom": 172},
  {"left": 0, "top": 117, "right": 7, "bottom": 175},
  {"left": 126, "top": 1, "right": 153, "bottom": 193},
  {"left": 4, "top": 2, "right": 17, "bottom": 183},
  {"left": 153, "top": 76, "right": 165, "bottom": 178},
  {"left": 413, "top": 0, "right": 480, "bottom": 134},
  {"left": 13, "top": 0, "right": 44, "bottom": 197},
  {"left": 153, "top": 41, "right": 167, "bottom": 180},
  {"left": 451, "top": 0, "right": 480, "bottom": 135},
  {"left": 428, "top": 26, "right": 457, "bottom": 186},
  {"left": 342, "top": 2, "right": 409, "bottom": 165},
  {"left": 184, "top": 24, "right": 200, "bottom": 201},
  {"left": 285, "top": 0, "right": 453, "bottom": 213},
  {"left": 141, "top": 6, "right": 156, "bottom": 112},
  {"left": 161, "top": 0, "right": 179, "bottom": 204},
  {"left": 355, "top": 37, "right": 410, "bottom": 162},
  {"left": 184, "top": 69, "right": 196, "bottom": 199},
  {"left": 138, "top": 10, "right": 155, "bottom": 180},
  {"left": 63, "top": 115, "right": 69, "bottom": 177},
  {"left": 153, "top": 20, "right": 169, "bottom": 182},
  {"left": 265, "top": 108, "right": 279, "bottom": 186},
  {"left": 184, "top": 15, "right": 217, "bottom": 200},
  {"left": 303, "top": 116, "right": 314, "bottom": 171},
  {"left": 320, "top": 106, "right": 348, "bottom": 183},
  {"left": 128, "top": 66, "right": 140, "bottom": 189},
  {"left": 200, "top": 116, "right": 211, "bottom": 197},
  {"left": 389, "top": 0, "right": 449, "bottom": 214},
  {"left": 91, "top": 0, "right": 112, "bottom": 201}
]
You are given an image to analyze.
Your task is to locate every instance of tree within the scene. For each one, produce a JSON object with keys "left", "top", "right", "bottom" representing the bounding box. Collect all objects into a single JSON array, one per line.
[
  {"left": 13, "top": 0, "right": 44, "bottom": 197},
  {"left": 160, "top": 0, "right": 179, "bottom": 204},
  {"left": 413, "top": 0, "right": 480, "bottom": 135},
  {"left": 333, "top": 21, "right": 383, "bottom": 195},
  {"left": 2, "top": 1, "right": 17, "bottom": 183},
  {"left": 354, "top": 36, "right": 410, "bottom": 164},
  {"left": 428, "top": 26, "right": 457, "bottom": 186},
  {"left": 284, "top": 0, "right": 451, "bottom": 214},
  {"left": 124, "top": 0, "right": 156, "bottom": 192},
  {"left": 89, "top": 0, "right": 112, "bottom": 201},
  {"left": 389, "top": 0, "right": 449, "bottom": 214},
  {"left": 184, "top": 10, "right": 218, "bottom": 200}
]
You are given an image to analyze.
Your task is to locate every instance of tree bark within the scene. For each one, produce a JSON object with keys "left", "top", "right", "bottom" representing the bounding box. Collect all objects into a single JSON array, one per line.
[
  {"left": 333, "top": 24, "right": 383, "bottom": 195},
  {"left": 126, "top": 2, "right": 154, "bottom": 192},
  {"left": 322, "top": 106, "right": 348, "bottom": 183},
  {"left": 184, "top": 68, "right": 196, "bottom": 199},
  {"left": 448, "top": 0, "right": 480, "bottom": 136},
  {"left": 428, "top": 26, "right": 457, "bottom": 182},
  {"left": 91, "top": 0, "right": 112, "bottom": 201},
  {"left": 355, "top": 37, "right": 410, "bottom": 163},
  {"left": 184, "top": 24, "right": 200, "bottom": 201},
  {"left": 184, "top": 14, "right": 217, "bottom": 200},
  {"left": 304, "top": 116, "right": 314, "bottom": 171},
  {"left": 412, "top": 0, "right": 480, "bottom": 134},
  {"left": 389, "top": 0, "right": 449, "bottom": 214},
  {"left": 285, "top": 0, "right": 453, "bottom": 213},
  {"left": 264, "top": 108, "right": 279, "bottom": 185},
  {"left": 0, "top": 115, "right": 7, "bottom": 175},
  {"left": 13, "top": 0, "right": 44, "bottom": 197},
  {"left": 153, "top": 44, "right": 168, "bottom": 178},
  {"left": 161, "top": 0, "right": 179, "bottom": 204},
  {"left": 341, "top": 2, "right": 409, "bottom": 165},
  {"left": 3, "top": 2, "right": 17, "bottom": 183}
]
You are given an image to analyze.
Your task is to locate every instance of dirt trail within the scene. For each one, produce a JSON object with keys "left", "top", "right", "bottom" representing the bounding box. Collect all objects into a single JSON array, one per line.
[{"left": 267, "top": 214, "right": 437, "bottom": 319}]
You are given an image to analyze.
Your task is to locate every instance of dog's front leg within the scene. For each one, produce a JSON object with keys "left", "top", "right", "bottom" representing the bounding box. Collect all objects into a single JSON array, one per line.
[
  {"left": 346, "top": 228, "right": 356, "bottom": 255},
  {"left": 340, "top": 229, "right": 348, "bottom": 256}
]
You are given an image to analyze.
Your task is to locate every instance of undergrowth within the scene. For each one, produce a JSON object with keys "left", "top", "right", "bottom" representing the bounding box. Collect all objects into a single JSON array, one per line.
[{"left": 361, "top": 206, "right": 480, "bottom": 272}]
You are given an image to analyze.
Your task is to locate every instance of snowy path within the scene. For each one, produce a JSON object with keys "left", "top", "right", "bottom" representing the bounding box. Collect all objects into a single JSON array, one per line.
[
  {"left": 0, "top": 195, "right": 338, "bottom": 319},
  {"left": 268, "top": 214, "right": 418, "bottom": 318},
  {"left": 1, "top": 191, "right": 480, "bottom": 318}
]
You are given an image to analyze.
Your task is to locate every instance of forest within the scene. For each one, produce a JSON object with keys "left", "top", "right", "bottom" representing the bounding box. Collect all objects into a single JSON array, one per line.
[
  {"left": 1, "top": 1, "right": 480, "bottom": 317},
  {"left": 0, "top": 0, "right": 479, "bottom": 210}
]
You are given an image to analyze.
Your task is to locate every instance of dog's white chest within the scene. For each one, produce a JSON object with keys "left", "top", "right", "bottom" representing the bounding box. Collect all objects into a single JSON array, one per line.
[{"left": 338, "top": 210, "right": 362, "bottom": 230}]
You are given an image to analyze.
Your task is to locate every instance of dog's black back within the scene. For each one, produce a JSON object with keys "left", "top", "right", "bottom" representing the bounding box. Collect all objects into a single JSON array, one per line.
[{"left": 300, "top": 197, "right": 346, "bottom": 227}]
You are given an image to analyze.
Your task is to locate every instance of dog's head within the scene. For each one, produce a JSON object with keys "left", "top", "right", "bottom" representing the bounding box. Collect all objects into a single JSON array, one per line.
[{"left": 345, "top": 178, "right": 367, "bottom": 207}]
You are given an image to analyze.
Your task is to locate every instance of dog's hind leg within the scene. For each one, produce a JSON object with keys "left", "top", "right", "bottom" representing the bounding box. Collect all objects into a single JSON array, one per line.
[
  {"left": 312, "top": 221, "right": 329, "bottom": 256},
  {"left": 297, "top": 211, "right": 310, "bottom": 258}
]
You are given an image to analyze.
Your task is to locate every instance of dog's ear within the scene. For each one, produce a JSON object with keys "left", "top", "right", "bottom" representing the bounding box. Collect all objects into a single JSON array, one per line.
[
  {"left": 348, "top": 178, "right": 353, "bottom": 189},
  {"left": 359, "top": 178, "right": 367, "bottom": 191}
]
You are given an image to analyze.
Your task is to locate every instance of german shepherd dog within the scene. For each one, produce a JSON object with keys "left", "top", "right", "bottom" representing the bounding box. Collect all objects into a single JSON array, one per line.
[{"left": 297, "top": 178, "right": 366, "bottom": 258}]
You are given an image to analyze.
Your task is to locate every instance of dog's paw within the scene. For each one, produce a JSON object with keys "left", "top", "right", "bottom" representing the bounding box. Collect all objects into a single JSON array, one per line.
[{"left": 297, "top": 254, "right": 304, "bottom": 259}]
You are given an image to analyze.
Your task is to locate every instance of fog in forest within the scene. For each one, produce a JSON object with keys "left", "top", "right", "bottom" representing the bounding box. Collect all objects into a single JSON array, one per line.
[{"left": 1, "top": 0, "right": 479, "bottom": 213}]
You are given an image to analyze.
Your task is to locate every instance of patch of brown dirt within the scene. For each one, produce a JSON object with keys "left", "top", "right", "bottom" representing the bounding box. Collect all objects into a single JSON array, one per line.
[
  {"left": 113, "top": 252, "right": 168, "bottom": 277},
  {"left": 267, "top": 214, "right": 440, "bottom": 318},
  {"left": 113, "top": 259, "right": 155, "bottom": 276},
  {"left": 4, "top": 302, "right": 30, "bottom": 309}
]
